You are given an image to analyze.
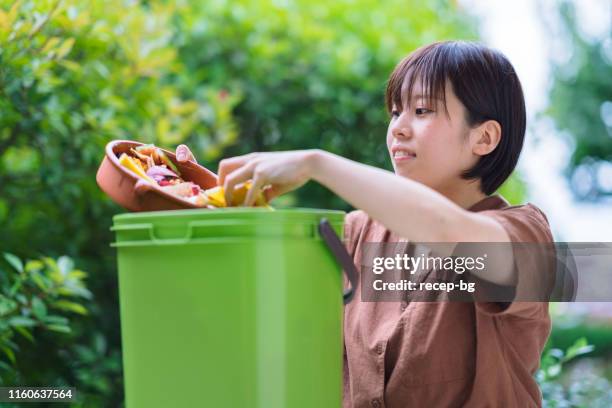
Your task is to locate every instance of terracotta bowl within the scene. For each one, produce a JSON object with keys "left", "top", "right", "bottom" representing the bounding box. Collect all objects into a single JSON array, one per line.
[{"left": 96, "top": 140, "right": 218, "bottom": 212}]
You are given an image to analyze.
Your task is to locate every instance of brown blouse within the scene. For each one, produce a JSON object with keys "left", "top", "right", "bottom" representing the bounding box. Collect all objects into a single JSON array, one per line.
[{"left": 342, "top": 194, "right": 554, "bottom": 408}]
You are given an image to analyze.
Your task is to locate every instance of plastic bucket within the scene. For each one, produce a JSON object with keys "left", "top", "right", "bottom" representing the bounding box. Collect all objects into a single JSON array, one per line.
[{"left": 111, "top": 207, "right": 356, "bottom": 407}]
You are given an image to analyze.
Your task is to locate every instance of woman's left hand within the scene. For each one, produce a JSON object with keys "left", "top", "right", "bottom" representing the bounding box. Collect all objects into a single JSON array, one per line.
[{"left": 218, "top": 150, "right": 319, "bottom": 206}]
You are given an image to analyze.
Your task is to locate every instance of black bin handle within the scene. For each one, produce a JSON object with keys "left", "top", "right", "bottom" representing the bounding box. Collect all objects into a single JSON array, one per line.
[{"left": 318, "top": 218, "right": 358, "bottom": 304}]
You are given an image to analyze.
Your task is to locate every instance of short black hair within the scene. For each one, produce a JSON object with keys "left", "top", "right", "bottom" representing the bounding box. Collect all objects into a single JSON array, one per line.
[{"left": 385, "top": 40, "right": 526, "bottom": 195}]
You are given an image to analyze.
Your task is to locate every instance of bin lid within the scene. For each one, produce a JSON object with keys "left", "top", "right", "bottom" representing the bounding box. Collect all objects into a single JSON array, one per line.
[{"left": 111, "top": 207, "right": 346, "bottom": 247}]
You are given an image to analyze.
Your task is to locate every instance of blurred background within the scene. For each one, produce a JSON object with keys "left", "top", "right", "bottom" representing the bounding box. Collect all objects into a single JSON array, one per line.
[{"left": 0, "top": 0, "right": 610, "bottom": 406}]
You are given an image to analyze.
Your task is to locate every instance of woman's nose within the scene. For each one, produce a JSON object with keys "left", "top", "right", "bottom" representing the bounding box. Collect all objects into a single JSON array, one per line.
[{"left": 391, "top": 123, "right": 412, "bottom": 139}]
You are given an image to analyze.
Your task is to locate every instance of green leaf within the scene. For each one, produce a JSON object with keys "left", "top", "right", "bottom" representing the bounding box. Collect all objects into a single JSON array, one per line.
[
  {"left": 42, "top": 37, "right": 61, "bottom": 53},
  {"left": 8, "top": 316, "right": 36, "bottom": 327},
  {"left": 31, "top": 297, "right": 47, "bottom": 319},
  {"left": 24, "top": 260, "right": 44, "bottom": 273},
  {"left": 42, "top": 315, "right": 69, "bottom": 325},
  {"left": 57, "top": 256, "right": 74, "bottom": 278},
  {"left": 56, "top": 38, "right": 76, "bottom": 59},
  {"left": 546, "top": 363, "right": 561, "bottom": 378},
  {"left": 8, "top": 279, "right": 22, "bottom": 297},
  {"left": 46, "top": 324, "right": 71, "bottom": 334},
  {"left": 57, "top": 286, "right": 93, "bottom": 299},
  {"left": 1, "top": 346, "right": 15, "bottom": 364},
  {"left": 0, "top": 295, "right": 17, "bottom": 316},
  {"left": 69, "top": 269, "right": 87, "bottom": 279},
  {"left": 3, "top": 253, "right": 23, "bottom": 273},
  {"left": 564, "top": 337, "right": 594, "bottom": 361},
  {"left": 13, "top": 325, "right": 34, "bottom": 343},
  {"left": 30, "top": 271, "right": 50, "bottom": 291},
  {"left": 52, "top": 300, "right": 88, "bottom": 315}
]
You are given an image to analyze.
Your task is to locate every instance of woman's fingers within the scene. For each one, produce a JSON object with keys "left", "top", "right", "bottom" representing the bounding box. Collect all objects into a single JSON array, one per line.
[
  {"left": 218, "top": 153, "right": 257, "bottom": 186},
  {"left": 222, "top": 161, "right": 256, "bottom": 205},
  {"left": 243, "top": 172, "right": 266, "bottom": 207},
  {"left": 172, "top": 148, "right": 299, "bottom": 207},
  {"left": 176, "top": 144, "right": 197, "bottom": 163},
  {"left": 218, "top": 151, "right": 304, "bottom": 206}
]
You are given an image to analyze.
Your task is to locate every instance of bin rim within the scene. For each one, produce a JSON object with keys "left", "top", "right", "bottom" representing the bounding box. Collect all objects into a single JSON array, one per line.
[
  {"left": 111, "top": 207, "right": 347, "bottom": 246},
  {"left": 113, "top": 207, "right": 346, "bottom": 223}
]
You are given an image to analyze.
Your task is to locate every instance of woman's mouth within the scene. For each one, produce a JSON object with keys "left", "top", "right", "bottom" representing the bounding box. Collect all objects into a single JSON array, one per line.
[{"left": 392, "top": 149, "right": 416, "bottom": 162}]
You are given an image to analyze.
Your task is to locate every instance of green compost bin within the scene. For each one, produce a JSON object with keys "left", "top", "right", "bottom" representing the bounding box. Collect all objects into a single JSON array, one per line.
[{"left": 111, "top": 207, "right": 352, "bottom": 408}]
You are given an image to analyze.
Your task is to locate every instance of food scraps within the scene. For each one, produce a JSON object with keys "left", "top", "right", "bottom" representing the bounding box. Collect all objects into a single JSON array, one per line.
[{"left": 117, "top": 144, "right": 268, "bottom": 208}]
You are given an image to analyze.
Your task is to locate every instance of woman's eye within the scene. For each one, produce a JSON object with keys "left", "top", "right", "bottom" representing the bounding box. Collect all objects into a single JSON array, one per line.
[
  {"left": 391, "top": 110, "right": 400, "bottom": 118},
  {"left": 415, "top": 108, "right": 432, "bottom": 115}
]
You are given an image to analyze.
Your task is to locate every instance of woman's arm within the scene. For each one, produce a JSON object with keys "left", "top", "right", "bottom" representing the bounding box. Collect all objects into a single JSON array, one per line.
[
  {"left": 309, "top": 150, "right": 507, "bottom": 243},
  {"left": 216, "top": 149, "right": 515, "bottom": 285},
  {"left": 309, "top": 150, "right": 515, "bottom": 286}
]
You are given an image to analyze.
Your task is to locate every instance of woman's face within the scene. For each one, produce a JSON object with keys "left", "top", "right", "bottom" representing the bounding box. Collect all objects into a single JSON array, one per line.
[{"left": 386, "top": 79, "right": 479, "bottom": 194}]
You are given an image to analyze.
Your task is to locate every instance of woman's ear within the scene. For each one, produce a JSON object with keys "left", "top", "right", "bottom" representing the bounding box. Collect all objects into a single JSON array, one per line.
[{"left": 471, "top": 120, "right": 502, "bottom": 157}]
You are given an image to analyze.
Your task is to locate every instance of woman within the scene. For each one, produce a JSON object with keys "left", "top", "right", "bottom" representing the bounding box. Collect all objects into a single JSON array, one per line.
[{"left": 178, "top": 40, "right": 553, "bottom": 407}]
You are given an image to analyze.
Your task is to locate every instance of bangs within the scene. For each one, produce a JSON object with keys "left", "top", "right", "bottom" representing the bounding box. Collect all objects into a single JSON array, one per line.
[{"left": 385, "top": 42, "right": 450, "bottom": 116}]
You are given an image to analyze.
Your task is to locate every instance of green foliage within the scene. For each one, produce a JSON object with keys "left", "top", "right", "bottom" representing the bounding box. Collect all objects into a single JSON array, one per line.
[
  {"left": 550, "top": 323, "right": 612, "bottom": 359},
  {"left": 545, "top": 1, "right": 612, "bottom": 199},
  {"left": 539, "top": 337, "right": 594, "bottom": 383},
  {"left": 0, "top": 0, "right": 238, "bottom": 254},
  {"left": 0, "top": 253, "right": 90, "bottom": 381},
  {"left": 538, "top": 338, "right": 612, "bottom": 407}
]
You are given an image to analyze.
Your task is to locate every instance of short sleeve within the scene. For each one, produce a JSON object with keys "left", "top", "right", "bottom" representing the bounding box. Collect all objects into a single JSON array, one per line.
[
  {"left": 484, "top": 203, "right": 553, "bottom": 243},
  {"left": 343, "top": 210, "right": 366, "bottom": 255},
  {"left": 342, "top": 210, "right": 367, "bottom": 291},
  {"left": 474, "top": 203, "right": 555, "bottom": 318}
]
